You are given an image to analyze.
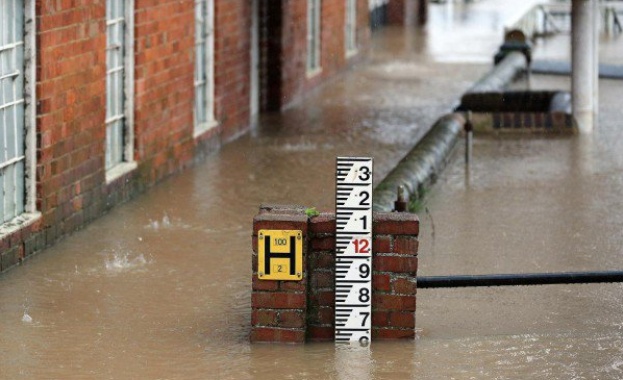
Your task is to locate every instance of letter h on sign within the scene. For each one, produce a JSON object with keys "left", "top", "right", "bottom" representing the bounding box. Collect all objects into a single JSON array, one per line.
[{"left": 258, "top": 230, "right": 303, "bottom": 281}]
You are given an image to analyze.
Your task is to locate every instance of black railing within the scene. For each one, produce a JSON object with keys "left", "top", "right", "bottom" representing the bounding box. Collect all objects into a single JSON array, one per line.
[{"left": 419, "top": 271, "right": 623, "bottom": 288}]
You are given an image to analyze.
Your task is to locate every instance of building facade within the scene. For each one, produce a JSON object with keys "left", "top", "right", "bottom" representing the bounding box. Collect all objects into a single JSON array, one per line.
[{"left": 0, "top": 0, "right": 410, "bottom": 272}]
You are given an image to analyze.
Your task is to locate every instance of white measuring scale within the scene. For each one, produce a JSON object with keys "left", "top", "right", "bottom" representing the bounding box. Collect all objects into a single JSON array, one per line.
[{"left": 335, "top": 157, "right": 373, "bottom": 345}]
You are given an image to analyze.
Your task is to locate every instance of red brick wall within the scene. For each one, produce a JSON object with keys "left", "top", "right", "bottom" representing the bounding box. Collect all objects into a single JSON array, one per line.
[
  {"left": 36, "top": 1, "right": 108, "bottom": 242},
  {"left": 1, "top": 1, "right": 254, "bottom": 272},
  {"left": 214, "top": 0, "right": 253, "bottom": 142},
  {"left": 134, "top": 0, "right": 253, "bottom": 182},
  {"left": 387, "top": 0, "right": 406, "bottom": 25},
  {"left": 134, "top": 0, "right": 196, "bottom": 183},
  {"left": 1, "top": 1, "right": 374, "bottom": 273},
  {"left": 251, "top": 205, "right": 419, "bottom": 343},
  {"left": 280, "top": 0, "right": 307, "bottom": 107},
  {"left": 276, "top": 0, "right": 370, "bottom": 109}
]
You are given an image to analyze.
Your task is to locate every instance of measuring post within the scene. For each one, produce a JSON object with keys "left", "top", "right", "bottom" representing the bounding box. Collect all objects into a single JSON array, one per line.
[{"left": 335, "top": 157, "right": 373, "bottom": 345}]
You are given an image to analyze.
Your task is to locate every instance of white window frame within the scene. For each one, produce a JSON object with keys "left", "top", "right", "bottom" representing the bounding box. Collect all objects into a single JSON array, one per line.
[
  {"left": 0, "top": 0, "right": 40, "bottom": 237},
  {"left": 105, "top": 0, "right": 136, "bottom": 183},
  {"left": 194, "top": 0, "right": 217, "bottom": 138},
  {"left": 307, "top": 0, "right": 322, "bottom": 76},
  {"left": 345, "top": 0, "right": 358, "bottom": 57}
]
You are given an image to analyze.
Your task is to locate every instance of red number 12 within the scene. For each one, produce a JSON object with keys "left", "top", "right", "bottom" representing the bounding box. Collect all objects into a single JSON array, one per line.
[{"left": 354, "top": 239, "right": 370, "bottom": 253}]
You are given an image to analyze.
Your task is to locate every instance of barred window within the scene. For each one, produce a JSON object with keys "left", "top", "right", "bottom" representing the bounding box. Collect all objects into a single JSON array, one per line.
[
  {"left": 0, "top": 1, "right": 25, "bottom": 223},
  {"left": 194, "top": 0, "right": 216, "bottom": 135},
  {"left": 307, "top": 0, "right": 322, "bottom": 74},
  {"left": 105, "top": 0, "right": 134, "bottom": 178},
  {"left": 345, "top": 0, "right": 357, "bottom": 55}
]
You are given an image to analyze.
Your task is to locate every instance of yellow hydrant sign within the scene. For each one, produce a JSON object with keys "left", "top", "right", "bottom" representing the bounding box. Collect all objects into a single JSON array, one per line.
[{"left": 258, "top": 230, "right": 303, "bottom": 281}]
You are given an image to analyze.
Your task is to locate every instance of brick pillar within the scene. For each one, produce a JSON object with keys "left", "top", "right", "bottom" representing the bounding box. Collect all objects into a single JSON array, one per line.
[
  {"left": 251, "top": 206, "right": 419, "bottom": 343},
  {"left": 308, "top": 213, "right": 337, "bottom": 341},
  {"left": 387, "top": 0, "right": 406, "bottom": 25},
  {"left": 251, "top": 205, "right": 308, "bottom": 343},
  {"left": 372, "top": 212, "right": 419, "bottom": 339}
]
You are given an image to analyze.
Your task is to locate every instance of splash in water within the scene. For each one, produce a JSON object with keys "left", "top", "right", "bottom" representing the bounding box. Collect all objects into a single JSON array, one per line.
[
  {"left": 611, "top": 360, "right": 623, "bottom": 372},
  {"left": 279, "top": 141, "right": 318, "bottom": 152},
  {"left": 146, "top": 213, "right": 176, "bottom": 230},
  {"left": 162, "top": 213, "right": 171, "bottom": 227},
  {"left": 105, "top": 252, "right": 148, "bottom": 273},
  {"left": 21, "top": 311, "right": 33, "bottom": 323}
]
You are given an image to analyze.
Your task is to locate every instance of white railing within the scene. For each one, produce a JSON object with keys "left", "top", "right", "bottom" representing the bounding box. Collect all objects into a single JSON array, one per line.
[
  {"left": 603, "top": 4, "right": 623, "bottom": 34},
  {"left": 506, "top": 2, "right": 623, "bottom": 40}
]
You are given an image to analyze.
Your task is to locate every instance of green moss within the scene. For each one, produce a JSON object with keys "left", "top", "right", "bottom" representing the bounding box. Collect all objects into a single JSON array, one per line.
[
  {"left": 305, "top": 207, "right": 320, "bottom": 218},
  {"left": 408, "top": 187, "right": 429, "bottom": 213},
  {"left": 374, "top": 182, "right": 392, "bottom": 192}
]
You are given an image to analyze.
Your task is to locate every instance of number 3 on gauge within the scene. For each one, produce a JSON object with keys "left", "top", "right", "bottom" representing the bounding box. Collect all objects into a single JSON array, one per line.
[{"left": 358, "top": 166, "right": 371, "bottom": 181}]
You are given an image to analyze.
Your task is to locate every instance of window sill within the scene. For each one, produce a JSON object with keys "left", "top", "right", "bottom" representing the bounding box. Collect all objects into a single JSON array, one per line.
[
  {"left": 306, "top": 67, "right": 323, "bottom": 79},
  {"left": 0, "top": 212, "right": 42, "bottom": 241},
  {"left": 194, "top": 119, "right": 219, "bottom": 139},
  {"left": 106, "top": 161, "right": 138, "bottom": 184}
]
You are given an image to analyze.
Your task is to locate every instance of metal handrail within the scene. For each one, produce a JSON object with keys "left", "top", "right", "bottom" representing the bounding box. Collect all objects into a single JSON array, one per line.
[
  {"left": 506, "top": 2, "right": 623, "bottom": 40},
  {"left": 419, "top": 271, "right": 623, "bottom": 288}
]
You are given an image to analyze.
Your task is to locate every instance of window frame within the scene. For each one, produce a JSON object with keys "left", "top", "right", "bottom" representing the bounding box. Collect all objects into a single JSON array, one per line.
[
  {"left": 194, "top": 0, "right": 218, "bottom": 138},
  {"left": 306, "top": 0, "right": 322, "bottom": 76},
  {"left": 0, "top": 0, "right": 40, "bottom": 236},
  {"left": 345, "top": 0, "right": 358, "bottom": 57},
  {"left": 105, "top": 0, "right": 136, "bottom": 183}
]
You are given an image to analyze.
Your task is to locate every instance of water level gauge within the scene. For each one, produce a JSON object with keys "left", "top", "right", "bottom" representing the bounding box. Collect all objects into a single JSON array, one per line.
[{"left": 335, "top": 157, "right": 373, "bottom": 345}]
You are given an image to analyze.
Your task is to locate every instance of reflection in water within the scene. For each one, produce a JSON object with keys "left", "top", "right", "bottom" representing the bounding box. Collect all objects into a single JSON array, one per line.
[{"left": 335, "top": 345, "right": 373, "bottom": 380}]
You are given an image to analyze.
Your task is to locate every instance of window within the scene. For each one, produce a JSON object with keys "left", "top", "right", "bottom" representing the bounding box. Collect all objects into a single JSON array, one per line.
[
  {"left": 1, "top": 1, "right": 25, "bottom": 223},
  {"left": 0, "top": 0, "right": 36, "bottom": 231},
  {"left": 194, "top": 0, "right": 216, "bottom": 136},
  {"left": 345, "top": 0, "right": 357, "bottom": 56},
  {"left": 105, "top": 0, "right": 135, "bottom": 180},
  {"left": 307, "top": 0, "right": 322, "bottom": 74}
]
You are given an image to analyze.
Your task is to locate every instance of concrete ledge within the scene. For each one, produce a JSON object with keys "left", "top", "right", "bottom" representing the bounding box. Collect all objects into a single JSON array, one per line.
[
  {"left": 457, "top": 90, "right": 575, "bottom": 133},
  {"left": 531, "top": 60, "right": 623, "bottom": 80},
  {"left": 470, "top": 112, "right": 575, "bottom": 133},
  {"left": 458, "top": 90, "right": 567, "bottom": 113},
  {"left": 373, "top": 113, "right": 465, "bottom": 212}
]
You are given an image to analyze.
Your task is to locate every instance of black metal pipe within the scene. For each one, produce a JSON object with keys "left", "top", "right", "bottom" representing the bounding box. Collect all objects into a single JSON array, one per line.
[{"left": 418, "top": 271, "right": 623, "bottom": 288}]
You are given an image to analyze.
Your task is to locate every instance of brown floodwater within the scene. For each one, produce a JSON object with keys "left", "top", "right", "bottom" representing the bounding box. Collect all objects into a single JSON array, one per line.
[
  {"left": 415, "top": 74, "right": 623, "bottom": 378},
  {"left": 3, "top": 1, "right": 623, "bottom": 379}
]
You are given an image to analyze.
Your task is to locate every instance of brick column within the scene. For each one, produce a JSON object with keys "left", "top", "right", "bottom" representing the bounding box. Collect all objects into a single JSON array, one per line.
[
  {"left": 308, "top": 213, "right": 337, "bottom": 341},
  {"left": 251, "top": 206, "right": 419, "bottom": 343},
  {"left": 251, "top": 205, "right": 309, "bottom": 343},
  {"left": 372, "top": 212, "right": 419, "bottom": 339}
]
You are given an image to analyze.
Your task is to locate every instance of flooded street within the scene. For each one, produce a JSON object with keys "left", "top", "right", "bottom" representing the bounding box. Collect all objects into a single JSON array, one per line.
[
  {"left": 416, "top": 75, "right": 623, "bottom": 378},
  {"left": 3, "top": 1, "right": 623, "bottom": 379}
]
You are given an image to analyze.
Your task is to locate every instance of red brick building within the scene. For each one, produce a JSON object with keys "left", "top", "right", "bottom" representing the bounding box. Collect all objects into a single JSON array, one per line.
[{"left": 0, "top": 0, "right": 409, "bottom": 272}]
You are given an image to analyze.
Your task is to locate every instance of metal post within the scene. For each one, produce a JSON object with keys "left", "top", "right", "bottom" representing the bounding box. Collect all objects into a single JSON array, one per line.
[
  {"left": 540, "top": 5, "right": 547, "bottom": 35},
  {"left": 593, "top": 0, "right": 599, "bottom": 119},
  {"left": 465, "top": 111, "right": 473, "bottom": 165},
  {"left": 417, "top": 0, "right": 428, "bottom": 26},
  {"left": 394, "top": 185, "right": 407, "bottom": 212},
  {"left": 571, "top": 0, "right": 598, "bottom": 133},
  {"left": 405, "top": 0, "right": 415, "bottom": 27}
]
